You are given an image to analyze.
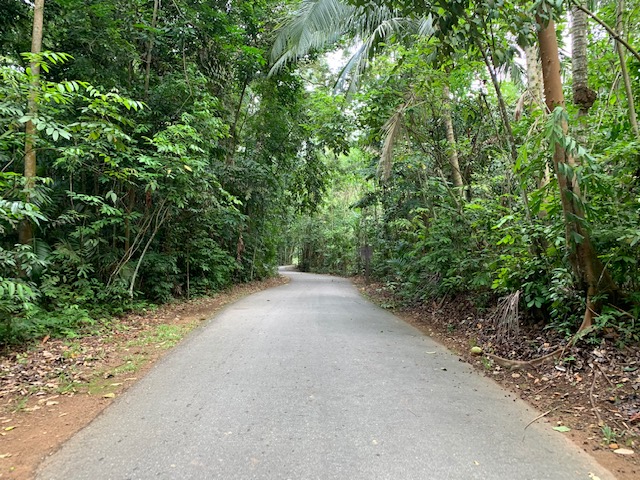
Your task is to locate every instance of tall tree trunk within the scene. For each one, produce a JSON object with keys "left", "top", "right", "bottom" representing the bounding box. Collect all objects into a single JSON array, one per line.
[
  {"left": 19, "top": 0, "right": 45, "bottom": 245},
  {"left": 144, "top": 0, "right": 160, "bottom": 98},
  {"left": 227, "top": 78, "right": 249, "bottom": 164},
  {"left": 478, "top": 44, "right": 533, "bottom": 220},
  {"left": 523, "top": 43, "right": 551, "bottom": 187},
  {"left": 442, "top": 84, "right": 464, "bottom": 193},
  {"left": 571, "top": 6, "right": 596, "bottom": 116},
  {"left": 525, "top": 43, "right": 544, "bottom": 108},
  {"left": 537, "top": 18, "right": 617, "bottom": 329},
  {"left": 615, "top": 0, "right": 640, "bottom": 139}
]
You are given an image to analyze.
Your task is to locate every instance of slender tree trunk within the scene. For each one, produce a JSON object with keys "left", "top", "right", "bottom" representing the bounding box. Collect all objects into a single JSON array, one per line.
[
  {"left": 525, "top": 43, "right": 544, "bottom": 109},
  {"left": 124, "top": 187, "right": 135, "bottom": 252},
  {"left": 478, "top": 45, "right": 534, "bottom": 220},
  {"left": 615, "top": 0, "right": 640, "bottom": 139},
  {"left": 227, "top": 79, "right": 249, "bottom": 164},
  {"left": 19, "top": 0, "right": 45, "bottom": 245},
  {"left": 537, "top": 18, "right": 617, "bottom": 328},
  {"left": 129, "top": 205, "right": 168, "bottom": 298},
  {"left": 442, "top": 84, "right": 464, "bottom": 193},
  {"left": 144, "top": 0, "right": 160, "bottom": 98},
  {"left": 571, "top": 6, "right": 596, "bottom": 116},
  {"left": 523, "top": 43, "right": 551, "bottom": 187},
  {"left": 571, "top": 1, "right": 640, "bottom": 64}
]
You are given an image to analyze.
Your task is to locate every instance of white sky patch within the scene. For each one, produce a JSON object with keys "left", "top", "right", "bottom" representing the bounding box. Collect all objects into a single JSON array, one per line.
[
  {"left": 323, "top": 42, "right": 362, "bottom": 74},
  {"left": 324, "top": 49, "right": 349, "bottom": 74}
]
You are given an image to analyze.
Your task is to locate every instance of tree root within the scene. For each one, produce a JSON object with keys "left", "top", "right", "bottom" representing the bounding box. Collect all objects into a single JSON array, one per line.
[
  {"left": 485, "top": 348, "right": 563, "bottom": 370},
  {"left": 589, "top": 365, "right": 604, "bottom": 426},
  {"left": 483, "top": 295, "right": 597, "bottom": 370}
]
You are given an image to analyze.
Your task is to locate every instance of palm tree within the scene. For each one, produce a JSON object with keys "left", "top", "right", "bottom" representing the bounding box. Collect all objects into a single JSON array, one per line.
[
  {"left": 571, "top": 4, "right": 596, "bottom": 116},
  {"left": 537, "top": 15, "right": 617, "bottom": 328},
  {"left": 270, "top": 0, "right": 432, "bottom": 89},
  {"left": 269, "top": 0, "right": 466, "bottom": 193}
]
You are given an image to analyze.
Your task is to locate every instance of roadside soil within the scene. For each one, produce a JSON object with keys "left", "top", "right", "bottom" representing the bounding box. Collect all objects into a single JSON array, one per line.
[
  {"left": 354, "top": 278, "right": 639, "bottom": 480},
  {"left": 0, "top": 276, "right": 288, "bottom": 480}
]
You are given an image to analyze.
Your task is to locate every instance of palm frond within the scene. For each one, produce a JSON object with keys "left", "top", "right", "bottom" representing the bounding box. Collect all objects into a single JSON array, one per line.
[
  {"left": 379, "top": 108, "right": 403, "bottom": 182},
  {"left": 417, "top": 13, "right": 435, "bottom": 37},
  {"left": 335, "top": 16, "right": 408, "bottom": 93},
  {"left": 270, "top": 0, "right": 355, "bottom": 75},
  {"left": 378, "top": 93, "right": 418, "bottom": 181},
  {"left": 270, "top": 0, "right": 435, "bottom": 96}
]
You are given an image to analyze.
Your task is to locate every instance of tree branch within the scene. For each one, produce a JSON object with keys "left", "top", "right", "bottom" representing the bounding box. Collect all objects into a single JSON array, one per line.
[{"left": 570, "top": 1, "right": 640, "bottom": 64}]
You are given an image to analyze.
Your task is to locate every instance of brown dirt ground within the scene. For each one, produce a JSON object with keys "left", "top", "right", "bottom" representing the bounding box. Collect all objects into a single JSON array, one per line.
[
  {"left": 0, "top": 276, "right": 288, "bottom": 480},
  {"left": 353, "top": 278, "right": 639, "bottom": 480}
]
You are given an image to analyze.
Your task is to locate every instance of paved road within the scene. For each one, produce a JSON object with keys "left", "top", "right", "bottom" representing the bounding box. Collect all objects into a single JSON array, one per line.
[{"left": 37, "top": 272, "right": 614, "bottom": 480}]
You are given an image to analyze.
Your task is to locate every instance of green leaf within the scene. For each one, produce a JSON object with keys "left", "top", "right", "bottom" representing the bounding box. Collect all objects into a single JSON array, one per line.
[{"left": 570, "top": 230, "right": 584, "bottom": 245}]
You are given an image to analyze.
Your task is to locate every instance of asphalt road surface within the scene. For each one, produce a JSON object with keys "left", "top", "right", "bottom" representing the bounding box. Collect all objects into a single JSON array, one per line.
[{"left": 37, "top": 271, "right": 615, "bottom": 480}]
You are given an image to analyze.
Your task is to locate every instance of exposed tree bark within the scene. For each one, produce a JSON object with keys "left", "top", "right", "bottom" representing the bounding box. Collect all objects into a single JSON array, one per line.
[
  {"left": 615, "top": 0, "right": 640, "bottom": 139},
  {"left": 227, "top": 78, "right": 249, "bottom": 164},
  {"left": 144, "top": 0, "right": 160, "bottom": 98},
  {"left": 570, "top": 0, "right": 640, "bottom": 64},
  {"left": 124, "top": 187, "right": 136, "bottom": 253},
  {"left": 478, "top": 44, "right": 534, "bottom": 221},
  {"left": 128, "top": 203, "right": 169, "bottom": 298},
  {"left": 442, "top": 84, "right": 464, "bottom": 193},
  {"left": 537, "top": 18, "right": 617, "bottom": 328},
  {"left": 525, "top": 43, "right": 545, "bottom": 109},
  {"left": 19, "top": 0, "right": 45, "bottom": 245},
  {"left": 571, "top": 6, "right": 596, "bottom": 115},
  {"left": 523, "top": 43, "right": 551, "bottom": 188}
]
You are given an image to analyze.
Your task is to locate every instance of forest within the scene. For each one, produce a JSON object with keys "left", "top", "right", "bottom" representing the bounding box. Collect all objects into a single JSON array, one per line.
[{"left": 1, "top": 0, "right": 639, "bottom": 349}]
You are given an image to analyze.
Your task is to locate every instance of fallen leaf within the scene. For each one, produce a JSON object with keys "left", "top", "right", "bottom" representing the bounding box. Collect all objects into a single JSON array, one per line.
[
  {"left": 102, "top": 393, "right": 116, "bottom": 399},
  {"left": 613, "top": 448, "right": 634, "bottom": 456},
  {"left": 45, "top": 401, "right": 59, "bottom": 406},
  {"left": 0, "top": 453, "right": 12, "bottom": 459},
  {"left": 552, "top": 426, "right": 570, "bottom": 432},
  {"left": 608, "top": 443, "right": 619, "bottom": 450},
  {"left": 512, "top": 373, "right": 521, "bottom": 379}
]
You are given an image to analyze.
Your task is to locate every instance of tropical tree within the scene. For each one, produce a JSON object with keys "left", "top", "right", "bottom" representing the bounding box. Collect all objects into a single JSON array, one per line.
[{"left": 19, "top": 0, "right": 45, "bottom": 246}]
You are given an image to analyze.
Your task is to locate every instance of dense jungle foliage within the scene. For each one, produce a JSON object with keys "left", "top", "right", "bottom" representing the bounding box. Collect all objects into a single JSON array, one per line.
[
  {"left": 1, "top": 0, "right": 639, "bottom": 346},
  {"left": 0, "top": 0, "right": 332, "bottom": 342},
  {"left": 275, "top": 0, "right": 640, "bottom": 344}
]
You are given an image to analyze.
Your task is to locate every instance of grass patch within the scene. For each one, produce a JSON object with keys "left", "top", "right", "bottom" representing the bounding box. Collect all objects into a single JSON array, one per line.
[
  {"left": 126, "top": 323, "right": 196, "bottom": 350},
  {"left": 110, "top": 353, "right": 147, "bottom": 376}
]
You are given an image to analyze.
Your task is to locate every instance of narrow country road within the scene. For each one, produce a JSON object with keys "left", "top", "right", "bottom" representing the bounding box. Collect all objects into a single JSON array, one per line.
[{"left": 37, "top": 271, "right": 614, "bottom": 480}]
